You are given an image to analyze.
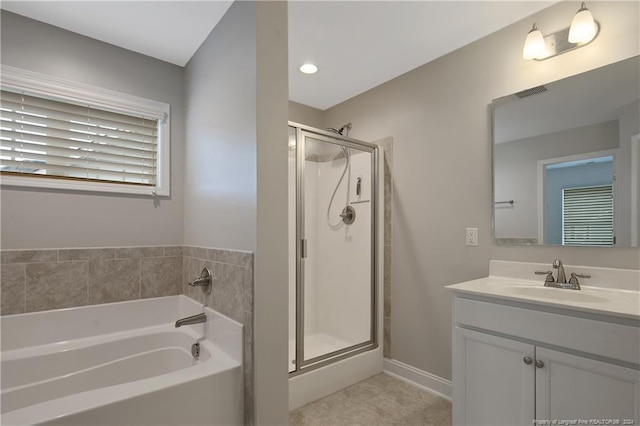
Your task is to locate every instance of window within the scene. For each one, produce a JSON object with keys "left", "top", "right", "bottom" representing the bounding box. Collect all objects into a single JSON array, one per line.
[
  {"left": 562, "top": 185, "right": 614, "bottom": 246},
  {"left": 0, "top": 66, "right": 170, "bottom": 195}
]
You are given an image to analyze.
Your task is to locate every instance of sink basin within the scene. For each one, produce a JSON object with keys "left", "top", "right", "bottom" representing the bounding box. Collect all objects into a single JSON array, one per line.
[{"left": 507, "top": 286, "right": 608, "bottom": 303}]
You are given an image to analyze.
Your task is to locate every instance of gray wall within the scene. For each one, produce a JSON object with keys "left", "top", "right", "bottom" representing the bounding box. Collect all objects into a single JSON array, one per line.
[
  {"left": 183, "top": 2, "right": 257, "bottom": 251},
  {"left": 0, "top": 11, "right": 185, "bottom": 248},
  {"left": 184, "top": 2, "right": 289, "bottom": 423},
  {"left": 289, "top": 100, "right": 325, "bottom": 128},
  {"left": 320, "top": 1, "right": 640, "bottom": 381},
  {"left": 255, "top": 3, "right": 289, "bottom": 423}
]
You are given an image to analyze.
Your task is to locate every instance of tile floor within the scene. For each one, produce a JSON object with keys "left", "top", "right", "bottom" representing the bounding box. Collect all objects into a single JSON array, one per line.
[{"left": 289, "top": 373, "right": 452, "bottom": 425}]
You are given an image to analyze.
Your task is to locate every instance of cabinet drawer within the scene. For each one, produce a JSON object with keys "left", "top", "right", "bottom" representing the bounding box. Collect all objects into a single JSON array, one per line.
[{"left": 454, "top": 297, "right": 640, "bottom": 366}]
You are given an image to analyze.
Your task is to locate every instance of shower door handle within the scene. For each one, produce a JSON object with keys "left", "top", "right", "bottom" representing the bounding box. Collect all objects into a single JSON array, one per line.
[{"left": 301, "top": 239, "right": 308, "bottom": 259}]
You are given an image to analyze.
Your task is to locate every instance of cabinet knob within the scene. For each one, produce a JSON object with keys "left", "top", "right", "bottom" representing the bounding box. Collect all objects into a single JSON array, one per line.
[
  {"left": 535, "top": 360, "right": 544, "bottom": 368},
  {"left": 523, "top": 356, "right": 533, "bottom": 365}
]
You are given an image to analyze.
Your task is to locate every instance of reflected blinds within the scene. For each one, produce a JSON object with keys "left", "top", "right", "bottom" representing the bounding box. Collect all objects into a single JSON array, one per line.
[
  {"left": 0, "top": 90, "right": 158, "bottom": 186},
  {"left": 562, "top": 185, "right": 614, "bottom": 246}
]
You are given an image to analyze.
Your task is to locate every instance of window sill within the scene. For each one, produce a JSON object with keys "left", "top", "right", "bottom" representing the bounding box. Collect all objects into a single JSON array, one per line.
[{"left": 0, "top": 175, "right": 168, "bottom": 196}]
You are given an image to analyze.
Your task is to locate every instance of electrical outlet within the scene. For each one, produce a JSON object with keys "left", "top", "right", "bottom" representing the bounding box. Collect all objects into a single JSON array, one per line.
[{"left": 466, "top": 228, "right": 478, "bottom": 246}]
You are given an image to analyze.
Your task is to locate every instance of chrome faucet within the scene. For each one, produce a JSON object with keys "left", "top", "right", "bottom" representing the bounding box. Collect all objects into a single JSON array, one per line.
[
  {"left": 175, "top": 313, "right": 206, "bottom": 328},
  {"left": 553, "top": 259, "right": 567, "bottom": 284},
  {"left": 176, "top": 268, "right": 213, "bottom": 327},
  {"left": 535, "top": 259, "right": 590, "bottom": 290}
]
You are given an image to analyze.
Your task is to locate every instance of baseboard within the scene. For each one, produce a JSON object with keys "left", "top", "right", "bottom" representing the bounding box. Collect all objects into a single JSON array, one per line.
[{"left": 383, "top": 358, "right": 452, "bottom": 401}]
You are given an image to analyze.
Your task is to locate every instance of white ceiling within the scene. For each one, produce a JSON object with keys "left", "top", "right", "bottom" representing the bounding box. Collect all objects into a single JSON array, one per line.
[
  {"left": 1, "top": 1, "right": 555, "bottom": 110},
  {"left": 0, "top": 1, "right": 234, "bottom": 66},
  {"left": 288, "top": 1, "right": 554, "bottom": 110}
]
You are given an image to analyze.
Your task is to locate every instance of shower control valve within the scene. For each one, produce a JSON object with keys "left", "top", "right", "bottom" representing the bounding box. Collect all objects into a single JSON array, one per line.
[
  {"left": 340, "top": 205, "right": 356, "bottom": 225},
  {"left": 188, "top": 267, "right": 213, "bottom": 295}
]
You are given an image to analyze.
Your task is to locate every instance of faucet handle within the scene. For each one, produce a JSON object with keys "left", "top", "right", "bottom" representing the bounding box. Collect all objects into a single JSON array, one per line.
[
  {"left": 188, "top": 267, "right": 213, "bottom": 295},
  {"left": 568, "top": 272, "right": 591, "bottom": 285},
  {"left": 535, "top": 270, "right": 555, "bottom": 283}
]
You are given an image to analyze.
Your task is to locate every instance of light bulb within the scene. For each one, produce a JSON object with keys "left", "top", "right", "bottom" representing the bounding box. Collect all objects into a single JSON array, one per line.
[
  {"left": 569, "top": 3, "right": 597, "bottom": 43},
  {"left": 523, "top": 24, "right": 547, "bottom": 60},
  {"left": 299, "top": 63, "right": 318, "bottom": 74}
]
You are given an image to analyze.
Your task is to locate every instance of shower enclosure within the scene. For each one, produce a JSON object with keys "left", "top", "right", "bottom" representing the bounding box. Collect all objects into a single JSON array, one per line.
[{"left": 288, "top": 122, "right": 382, "bottom": 407}]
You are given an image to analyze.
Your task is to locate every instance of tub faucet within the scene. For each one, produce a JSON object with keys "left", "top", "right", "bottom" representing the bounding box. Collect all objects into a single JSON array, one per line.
[{"left": 175, "top": 313, "right": 206, "bottom": 328}]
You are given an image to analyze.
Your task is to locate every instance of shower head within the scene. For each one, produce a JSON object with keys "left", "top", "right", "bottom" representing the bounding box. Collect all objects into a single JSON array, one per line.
[
  {"left": 325, "top": 123, "right": 352, "bottom": 136},
  {"left": 338, "top": 123, "right": 352, "bottom": 135}
]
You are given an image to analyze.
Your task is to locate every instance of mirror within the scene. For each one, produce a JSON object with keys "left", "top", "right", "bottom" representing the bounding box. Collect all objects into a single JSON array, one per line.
[{"left": 493, "top": 56, "right": 640, "bottom": 247}]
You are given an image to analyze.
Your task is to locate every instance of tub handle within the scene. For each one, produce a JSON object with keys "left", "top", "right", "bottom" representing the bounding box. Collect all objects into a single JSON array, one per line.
[{"left": 188, "top": 267, "right": 212, "bottom": 294}]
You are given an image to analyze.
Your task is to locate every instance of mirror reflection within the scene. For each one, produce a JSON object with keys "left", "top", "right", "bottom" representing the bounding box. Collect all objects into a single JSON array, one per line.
[{"left": 493, "top": 56, "right": 640, "bottom": 247}]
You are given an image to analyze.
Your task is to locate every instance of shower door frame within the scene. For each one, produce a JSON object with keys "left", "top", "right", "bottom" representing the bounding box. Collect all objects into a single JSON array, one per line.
[{"left": 290, "top": 121, "right": 379, "bottom": 377}]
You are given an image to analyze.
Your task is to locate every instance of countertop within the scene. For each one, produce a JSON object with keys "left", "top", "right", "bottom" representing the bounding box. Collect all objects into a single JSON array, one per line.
[{"left": 447, "top": 276, "right": 640, "bottom": 321}]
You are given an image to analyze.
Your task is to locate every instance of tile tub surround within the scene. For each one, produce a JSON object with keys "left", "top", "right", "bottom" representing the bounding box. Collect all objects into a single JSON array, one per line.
[
  {"left": 1, "top": 246, "right": 183, "bottom": 315},
  {"left": 182, "top": 245, "right": 255, "bottom": 426}
]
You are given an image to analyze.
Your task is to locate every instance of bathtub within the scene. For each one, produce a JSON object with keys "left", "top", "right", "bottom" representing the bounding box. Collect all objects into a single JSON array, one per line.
[{"left": 0, "top": 295, "right": 243, "bottom": 425}]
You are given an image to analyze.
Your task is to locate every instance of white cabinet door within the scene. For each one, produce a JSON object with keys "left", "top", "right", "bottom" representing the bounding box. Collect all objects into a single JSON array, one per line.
[
  {"left": 535, "top": 347, "right": 640, "bottom": 423},
  {"left": 453, "top": 327, "right": 535, "bottom": 425}
]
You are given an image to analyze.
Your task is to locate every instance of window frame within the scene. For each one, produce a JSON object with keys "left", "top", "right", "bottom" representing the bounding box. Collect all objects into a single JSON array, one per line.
[{"left": 0, "top": 65, "right": 171, "bottom": 196}]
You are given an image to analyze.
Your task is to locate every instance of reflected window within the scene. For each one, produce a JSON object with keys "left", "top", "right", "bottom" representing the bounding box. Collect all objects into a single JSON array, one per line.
[{"left": 562, "top": 185, "right": 614, "bottom": 246}]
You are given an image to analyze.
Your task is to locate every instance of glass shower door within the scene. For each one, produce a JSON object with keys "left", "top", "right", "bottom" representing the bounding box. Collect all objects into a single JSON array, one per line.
[{"left": 293, "top": 128, "right": 377, "bottom": 372}]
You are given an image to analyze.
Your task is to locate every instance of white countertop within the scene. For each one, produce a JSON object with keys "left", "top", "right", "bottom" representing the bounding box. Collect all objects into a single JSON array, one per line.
[{"left": 446, "top": 261, "right": 640, "bottom": 321}]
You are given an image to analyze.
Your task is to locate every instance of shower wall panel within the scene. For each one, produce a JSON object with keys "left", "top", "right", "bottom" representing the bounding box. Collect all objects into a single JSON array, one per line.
[{"left": 315, "top": 152, "right": 372, "bottom": 346}]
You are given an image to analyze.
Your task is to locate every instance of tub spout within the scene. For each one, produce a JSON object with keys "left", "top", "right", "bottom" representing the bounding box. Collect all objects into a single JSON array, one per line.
[{"left": 175, "top": 313, "right": 206, "bottom": 328}]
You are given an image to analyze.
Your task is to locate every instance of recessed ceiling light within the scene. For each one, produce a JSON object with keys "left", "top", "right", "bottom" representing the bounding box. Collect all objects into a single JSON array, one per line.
[{"left": 299, "top": 63, "right": 318, "bottom": 74}]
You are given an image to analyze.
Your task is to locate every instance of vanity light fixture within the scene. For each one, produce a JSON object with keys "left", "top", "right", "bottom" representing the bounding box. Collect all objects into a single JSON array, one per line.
[
  {"left": 522, "top": 2, "right": 599, "bottom": 61},
  {"left": 299, "top": 63, "right": 318, "bottom": 74},
  {"left": 522, "top": 24, "right": 547, "bottom": 60},
  {"left": 568, "top": 2, "right": 598, "bottom": 43}
]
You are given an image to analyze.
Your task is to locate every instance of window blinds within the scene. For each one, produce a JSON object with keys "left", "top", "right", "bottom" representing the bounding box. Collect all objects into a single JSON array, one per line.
[
  {"left": 0, "top": 90, "right": 158, "bottom": 186},
  {"left": 562, "top": 185, "right": 614, "bottom": 246}
]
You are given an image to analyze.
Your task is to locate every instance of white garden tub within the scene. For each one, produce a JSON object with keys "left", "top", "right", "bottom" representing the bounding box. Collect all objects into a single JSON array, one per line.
[{"left": 0, "top": 295, "right": 243, "bottom": 425}]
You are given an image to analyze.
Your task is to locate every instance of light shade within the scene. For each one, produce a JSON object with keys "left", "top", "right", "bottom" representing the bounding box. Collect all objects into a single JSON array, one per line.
[
  {"left": 568, "top": 3, "right": 597, "bottom": 43},
  {"left": 299, "top": 63, "right": 318, "bottom": 74},
  {"left": 522, "top": 24, "right": 547, "bottom": 60}
]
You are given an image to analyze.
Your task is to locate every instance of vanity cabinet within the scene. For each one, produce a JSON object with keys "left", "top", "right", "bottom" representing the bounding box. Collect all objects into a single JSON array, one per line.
[
  {"left": 535, "top": 347, "right": 638, "bottom": 422},
  {"left": 454, "top": 328, "right": 534, "bottom": 425},
  {"left": 452, "top": 296, "right": 640, "bottom": 425}
]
